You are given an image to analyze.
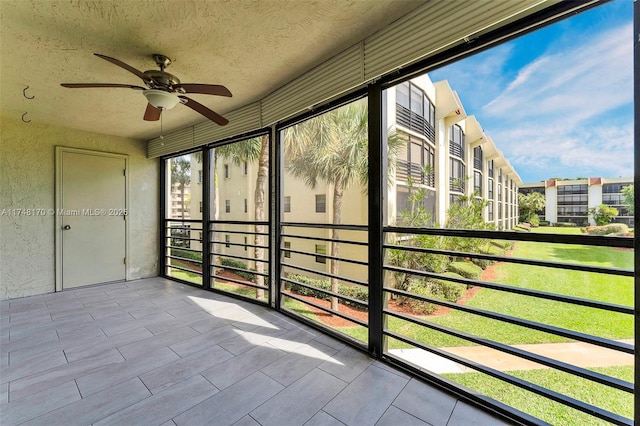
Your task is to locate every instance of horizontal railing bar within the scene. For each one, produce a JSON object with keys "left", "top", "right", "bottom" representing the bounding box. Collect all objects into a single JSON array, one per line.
[
  {"left": 166, "top": 235, "right": 202, "bottom": 242},
  {"left": 282, "top": 248, "right": 369, "bottom": 266},
  {"left": 164, "top": 219, "right": 202, "bottom": 223},
  {"left": 167, "top": 264, "right": 202, "bottom": 276},
  {"left": 281, "top": 291, "right": 368, "bottom": 328},
  {"left": 384, "top": 310, "right": 633, "bottom": 393},
  {"left": 283, "top": 222, "right": 368, "bottom": 231},
  {"left": 166, "top": 227, "right": 203, "bottom": 232},
  {"left": 383, "top": 265, "right": 634, "bottom": 315},
  {"left": 209, "top": 229, "right": 269, "bottom": 236},
  {"left": 383, "top": 244, "right": 634, "bottom": 277},
  {"left": 384, "top": 288, "right": 634, "bottom": 354},
  {"left": 211, "top": 241, "right": 268, "bottom": 250},
  {"left": 211, "top": 274, "right": 268, "bottom": 291},
  {"left": 211, "top": 262, "right": 269, "bottom": 278},
  {"left": 280, "top": 233, "right": 369, "bottom": 246},
  {"left": 210, "top": 220, "right": 269, "bottom": 225},
  {"left": 281, "top": 262, "right": 368, "bottom": 287},
  {"left": 166, "top": 246, "right": 202, "bottom": 254},
  {"left": 281, "top": 277, "right": 368, "bottom": 308},
  {"left": 213, "top": 252, "right": 269, "bottom": 264},
  {"left": 166, "top": 255, "right": 203, "bottom": 265},
  {"left": 384, "top": 227, "right": 633, "bottom": 248},
  {"left": 383, "top": 331, "right": 632, "bottom": 426}
]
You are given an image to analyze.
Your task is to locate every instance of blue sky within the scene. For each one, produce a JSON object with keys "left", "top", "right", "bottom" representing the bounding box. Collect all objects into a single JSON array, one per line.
[{"left": 429, "top": 0, "right": 633, "bottom": 184}]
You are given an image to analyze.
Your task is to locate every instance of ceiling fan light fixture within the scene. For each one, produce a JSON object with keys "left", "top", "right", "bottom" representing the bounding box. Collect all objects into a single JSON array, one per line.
[{"left": 143, "top": 89, "right": 180, "bottom": 110}]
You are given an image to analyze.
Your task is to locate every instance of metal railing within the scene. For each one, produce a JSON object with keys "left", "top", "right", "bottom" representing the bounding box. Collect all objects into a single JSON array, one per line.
[
  {"left": 165, "top": 219, "right": 204, "bottom": 286},
  {"left": 381, "top": 226, "right": 634, "bottom": 425},
  {"left": 396, "top": 160, "right": 435, "bottom": 187},
  {"left": 396, "top": 104, "right": 436, "bottom": 141}
]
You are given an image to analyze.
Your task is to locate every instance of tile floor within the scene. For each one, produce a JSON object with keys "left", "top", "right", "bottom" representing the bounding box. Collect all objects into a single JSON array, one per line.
[{"left": 0, "top": 278, "right": 512, "bottom": 426}]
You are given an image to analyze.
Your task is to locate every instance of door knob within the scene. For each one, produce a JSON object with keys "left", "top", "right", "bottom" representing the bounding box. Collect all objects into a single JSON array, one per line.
[{"left": 63, "top": 225, "right": 71, "bottom": 230}]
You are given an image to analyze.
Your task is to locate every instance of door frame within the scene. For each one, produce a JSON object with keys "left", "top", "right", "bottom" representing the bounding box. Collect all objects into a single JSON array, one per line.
[{"left": 55, "top": 146, "right": 130, "bottom": 291}]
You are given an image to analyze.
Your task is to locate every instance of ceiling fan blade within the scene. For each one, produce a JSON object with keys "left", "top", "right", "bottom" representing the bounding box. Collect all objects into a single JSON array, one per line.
[
  {"left": 94, "top": 53, "right": 149, "bottom": 82},
  {"left": 174, "top": 84, "right": 232, "bottom": 97},
  {"left": 143, "top": 103, "right": 161, "bottom": 121},
  {"left": 61, "top": 83, "right": 145, "bottom": 90},
  {"left": 179, "top": 96, "right": 228, "bottom": 126}
]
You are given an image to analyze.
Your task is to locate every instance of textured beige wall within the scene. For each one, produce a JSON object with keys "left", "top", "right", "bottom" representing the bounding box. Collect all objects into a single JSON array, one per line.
[{"left": 0, "top": 116, "right": 159, "bottom": 299}]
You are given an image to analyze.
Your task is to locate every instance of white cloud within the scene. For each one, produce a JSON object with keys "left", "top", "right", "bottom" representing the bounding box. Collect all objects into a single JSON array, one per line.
[{"left": 483, "top": 23, "right": 632, "bottom": 126}]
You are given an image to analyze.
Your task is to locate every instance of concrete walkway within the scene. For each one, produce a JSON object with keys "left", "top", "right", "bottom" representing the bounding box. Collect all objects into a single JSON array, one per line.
[{"left": 389, "top": 339, "right": 634, "bottom": 374}]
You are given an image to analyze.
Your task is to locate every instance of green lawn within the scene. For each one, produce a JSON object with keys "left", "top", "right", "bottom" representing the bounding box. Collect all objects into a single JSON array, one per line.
[
  {"left": 444, "top": 366, "right": 634, "bottom": 426},
  {"left": 340, "top": 228, "right": 633, "bottom": 347}
]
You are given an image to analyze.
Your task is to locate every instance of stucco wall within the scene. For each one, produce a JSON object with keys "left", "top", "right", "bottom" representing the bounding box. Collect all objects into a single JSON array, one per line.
[{"left": 0, "top": 117, "right": 159, "bottom": 299}]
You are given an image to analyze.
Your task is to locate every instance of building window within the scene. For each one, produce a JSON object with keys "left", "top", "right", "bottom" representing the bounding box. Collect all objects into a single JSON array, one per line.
[
  {"left": 284, "top": 196, "right": 291, "bottom": 213},
  {"left": 396, "top": 82, "right": 435, "bottom": 140},
  {"left": 244, "top": 198, "right": 248, "bottom": 213},
  {"left": 488, "top": 178, "right": 494, "bottom": 200},
  {"left": 198, "top": 170, "right": 203, "bottom": 183},
  {"left": 224, "top": 164, "right": 230, "bottom": 179},
  {"left": 242, "top": 161, "right": 248, "bottom": 175},
  {"left": 315, "top": 194, "right": 326, "bottom": 213},
  {"left": 449, "top": 159, "right": 465, "bottom": 192},
  {"left": 488, "top": 201, "right": 494, "bottom": 221},
  {"left": 449, "top": 124, "right": 465, "bottom": 158},
  {"left": 398, "top": 133, "right": 435, "bottom": 187},
  {"left": 199, "top": 201, "right": 203, "bottom": 213},
  {"left": 488, "top": 160, "right": 494, "bottom": 178},
  {"left": 315, "top": 244, "right": 327, "bottom": 264},
  {"left": 498, "top": 184, "right": 502, "bottom": 202},
  {"left": 473, "top": 146, "right": 483, "bottom": 171},
  {"left": 284, "top": 241, "right": 291, "bottom": 258},
  {"left": 225, "top": 235, "right": 230, "bottom": 248},
  {"left": 473, "top": 171, "right": 482, "bottom": 196},
  {"left": 225, "top": 200, "right": 230, "bottom": 213}
]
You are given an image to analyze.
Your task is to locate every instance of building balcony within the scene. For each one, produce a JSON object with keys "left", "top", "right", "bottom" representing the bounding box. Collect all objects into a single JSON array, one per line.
[{"left": 396, "top": 105, "right": 436, "bottom": 141}]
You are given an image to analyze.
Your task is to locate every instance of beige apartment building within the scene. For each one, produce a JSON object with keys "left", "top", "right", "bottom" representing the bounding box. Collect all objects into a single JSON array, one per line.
[{"left": 185, "top": 75, "right": 520, "bottom": 283}]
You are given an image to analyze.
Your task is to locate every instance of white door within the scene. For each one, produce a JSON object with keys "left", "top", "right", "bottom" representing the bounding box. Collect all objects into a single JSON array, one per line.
[{"left": 57, "top": 148, "right": 127, "bottom": 289}]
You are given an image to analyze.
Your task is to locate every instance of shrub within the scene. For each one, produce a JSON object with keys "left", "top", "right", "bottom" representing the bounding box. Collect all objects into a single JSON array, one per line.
[
  {"left": 529, "top": 213, "right": 540, "bottom": 227},
  {"left": 447, "top": 261, "right": 482, "bottom": 280},
  {"left": 586, "top": 224, "right": 629, "bottom": 236},
  {"left": 491, "top": 240, "right": 513, "bottom": 250},
  {"left": 285, "top": 274, "right": 368, "bottom": 308},
  {"left": 539, "top": 220, "right": 550, "bottom": 226},
  {"left": 219, "top": 258, "right": 255, "bottom": 282},
  {"left": 396, "top": 275, "right": 465, "bottom": 315},
  {"left": 170, "top": 248, "right": 202, "bottom": 262}
]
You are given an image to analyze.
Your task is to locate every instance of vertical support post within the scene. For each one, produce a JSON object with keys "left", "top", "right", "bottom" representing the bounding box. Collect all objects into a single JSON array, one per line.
[
  {"left": 159, "top": 158, "right": 167, "bottom": 277},
  {"left": 202, "top": 147, "right": 211, "bottom": 291},
  {"left": 368, "top": 82, "right": 385, "bottom": 357},
  {"left": 272, "top": 125, "right": 283, "bottom": 310},
  {"left": 633, "top": 0, "right": 639, "bottom": 423}
]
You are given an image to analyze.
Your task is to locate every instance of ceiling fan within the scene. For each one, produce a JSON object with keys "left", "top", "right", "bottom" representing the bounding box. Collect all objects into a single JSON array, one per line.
[{"left": 61, "top": 53, "right": 231, "bottom": 126}]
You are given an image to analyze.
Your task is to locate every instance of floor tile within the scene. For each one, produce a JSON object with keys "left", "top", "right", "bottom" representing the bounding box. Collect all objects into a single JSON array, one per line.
[
  {"left": 95, "top": 374, "right": 218, "bottom": 426},
  {"left": 174, "top": 372, "right": 283, "bottom": 426},
  {"left": 117, "top": 325, "right": 199, "bottom": 360},
  {"left": 0, "top": 380, "right": 80, "bottom": 425},
  {"left": 251, "top": 368, "right": 347, "bottom": 426},
  {"left": 324, "top": 364, "right": 409, "bottom": 426},
  {"left": 1, "top": 348, "right": 67, "bottom": 384},
  {"left": 447, "top": 401, "right": 513, "bottom": 426},
  {"left": 170, "top": 324, "right": 243, "bottom": 358},
  {"left": 392, "top": 378, "right": 458, "bottom": 426},
  {"left": 318, "top": 346, "right": 373, "bottom": 382},
  {"left": 304, "top": 411, "right": 346, "bottom": 426},
  {"left": 261, "top": 340, "right": 338, "bottom": 386},
  {"left": 375, "top": 406, "right": 429, "bottom": 426},
  {"left": 21, "top": 377, "right": 151, "bottom": 426}
]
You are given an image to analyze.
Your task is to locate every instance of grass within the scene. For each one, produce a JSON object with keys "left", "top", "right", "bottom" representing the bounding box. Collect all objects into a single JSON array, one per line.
[
  {"left": 339, "top": 227, "right": 633, "bottom": 348},
  {"left": 443, "top": 366, "right": 634, "bottom": 426}
]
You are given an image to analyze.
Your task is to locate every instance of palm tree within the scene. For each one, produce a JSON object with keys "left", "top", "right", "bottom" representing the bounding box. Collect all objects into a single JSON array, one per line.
[
  {"left": 215, "top": 136, "right": 269, "bottom": 300},
  {"left": 283, "top": 100, "right": 402, "bottom": 311},
  {"left": 170, "top": 156, "right": 191, "bottom": 221}
]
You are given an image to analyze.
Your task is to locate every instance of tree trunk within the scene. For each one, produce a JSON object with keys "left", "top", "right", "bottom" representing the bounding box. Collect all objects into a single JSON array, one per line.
[
  {"left": 211, "top": 153, "right": 220, "bottom": 276},
  {"left": 254, "top": 136, "right": 269, "bottom": 300},
  {"left": 330, "top": 176, "right": 343, "bottom": 311}
]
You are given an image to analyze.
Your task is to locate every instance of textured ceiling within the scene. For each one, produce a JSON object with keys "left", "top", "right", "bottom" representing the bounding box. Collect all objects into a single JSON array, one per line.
[{"left": 0, "top": 0, "right": 424, "bottom": 141}]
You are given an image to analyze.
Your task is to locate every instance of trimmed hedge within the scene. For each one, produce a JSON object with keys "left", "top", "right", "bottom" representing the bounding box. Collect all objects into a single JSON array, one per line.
[
  {"left": 285, "top": 274, "right": 368, "bottom": 308},
  {"left": 170, "top": 248, "right": 202, "bottom": 262},
  {"left": 447, "top": 261, "right": 482, "bottom": 280},
  {"left": 586, "top": 224, "right": 629, "bottom": 236},
  {"left": 539, "top": 220, "right": 551, "bottom": 226},
  {"left": 397, "top": 274, "right": 466, "bottom": 314},
  {"left": 219, "top": 258, "right": 255, "bottom": 282},
  {"left": 490, "top": 240, "right": 513, "bottom": 250}
]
